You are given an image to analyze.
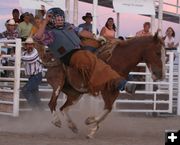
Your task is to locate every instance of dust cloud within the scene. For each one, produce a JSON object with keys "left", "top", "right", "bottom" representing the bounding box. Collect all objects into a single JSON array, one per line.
[{"left": 0, "top": 97, "right": 180, "bottom": 145}]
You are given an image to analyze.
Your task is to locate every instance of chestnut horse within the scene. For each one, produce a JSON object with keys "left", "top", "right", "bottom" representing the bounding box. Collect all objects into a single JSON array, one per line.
[{"left": 38, "top": 32, "right": 165, "bottom": 138}]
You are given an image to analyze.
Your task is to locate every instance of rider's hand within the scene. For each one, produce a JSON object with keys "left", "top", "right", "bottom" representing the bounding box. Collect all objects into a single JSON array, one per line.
[{"left": 44, "top": 13, "right": 52, "bottom": 24}]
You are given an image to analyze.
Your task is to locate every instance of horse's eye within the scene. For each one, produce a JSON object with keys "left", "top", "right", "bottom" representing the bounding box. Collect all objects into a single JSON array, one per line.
[{"left": 156, "top": 52, "right": 161, "bottom": 56}]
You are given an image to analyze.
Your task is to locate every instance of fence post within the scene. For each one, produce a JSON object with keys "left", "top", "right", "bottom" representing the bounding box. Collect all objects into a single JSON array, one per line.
[
  {"left": 168, "top": 52, "right": 174, "bottom": 113},
  {"left": 13, "top": 38, "right": 21, "bottom": 117},
  {"left": 177, "top": 45, "right": 180, "bottom": 115}
]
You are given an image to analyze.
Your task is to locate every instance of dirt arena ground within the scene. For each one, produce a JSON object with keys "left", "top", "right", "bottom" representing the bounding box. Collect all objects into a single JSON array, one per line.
[{"left": 0, "top": 109, "right": 180, "bottom": 145}]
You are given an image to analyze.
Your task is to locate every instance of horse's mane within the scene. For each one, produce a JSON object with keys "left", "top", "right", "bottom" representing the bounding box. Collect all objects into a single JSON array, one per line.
[{"left": 117, "top": 35, "right": 163, "bottom": 48}]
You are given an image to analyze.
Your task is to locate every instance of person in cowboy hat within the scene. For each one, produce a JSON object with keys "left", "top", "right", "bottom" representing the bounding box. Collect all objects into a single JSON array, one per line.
[
  {"left": 0, "top": 19, "right": 20, "bottom": 40},
  {"left": 10, "top": 37, "right": 44, "bottom": 109},
  {"left": 22, "top": 37, "right": 44, "bottom": 109},
  {"left": 77, "top": 12, "right": 99, "bottom": 39},
  {"left": 0, "top": 19, "right": 20, "bottom": 55}
]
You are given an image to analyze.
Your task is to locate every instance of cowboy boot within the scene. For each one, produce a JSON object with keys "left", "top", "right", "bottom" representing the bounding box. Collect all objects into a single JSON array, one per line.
[
  {"left": 125, "top": 82, "right": 136, "bottom": 95},
  {"left": 117, "top": 80, "right": 136, "bottom": 95}
]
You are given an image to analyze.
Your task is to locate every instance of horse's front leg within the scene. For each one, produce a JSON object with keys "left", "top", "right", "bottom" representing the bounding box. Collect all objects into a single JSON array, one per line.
[
  {"left": 46, "top": 65, "right": 65, "bottom": 128},
  {"left": 85, "top": 90, "right": 119, "bottom": 138},
  {"left": 60, "top": 94, "right": 82, "bottom": 134}
]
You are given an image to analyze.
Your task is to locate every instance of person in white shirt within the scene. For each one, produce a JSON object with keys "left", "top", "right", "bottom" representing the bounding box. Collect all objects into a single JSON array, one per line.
[
  {"left": 163, "top": 27, "right": 179, "bottom": 48},
  {"left": 10, "top": 37, "right": 43, "bottom": 109},
  {"left": 22, "top": 37, "right": 43, "bottom": 109}
]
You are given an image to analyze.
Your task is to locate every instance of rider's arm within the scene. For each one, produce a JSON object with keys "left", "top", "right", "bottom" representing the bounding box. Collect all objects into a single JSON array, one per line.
[
  {"left": 33, "top": 14, "right": 54, "bottom": 45},
  {"left": 34, "top": 17, "right": 49, "bottom": 40}
]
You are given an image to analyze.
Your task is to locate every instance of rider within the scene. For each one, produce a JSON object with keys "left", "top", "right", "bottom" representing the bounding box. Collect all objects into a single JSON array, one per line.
[{"left": 34, "top": 7, "right": 136, "bottom": 95}]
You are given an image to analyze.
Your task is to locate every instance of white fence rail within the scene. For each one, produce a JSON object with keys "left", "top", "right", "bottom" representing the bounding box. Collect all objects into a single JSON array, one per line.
[
  {"left": 0, "top": 39, "right": 180, "bottom": 116},
  {"left": 113, "top": 52, "right": 174, "bottom": 113}
]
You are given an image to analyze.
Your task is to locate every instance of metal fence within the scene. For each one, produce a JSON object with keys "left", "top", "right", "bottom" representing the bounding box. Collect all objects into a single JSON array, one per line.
[{"left": 0, "top": 39, "right": 180, "bottom": 116}]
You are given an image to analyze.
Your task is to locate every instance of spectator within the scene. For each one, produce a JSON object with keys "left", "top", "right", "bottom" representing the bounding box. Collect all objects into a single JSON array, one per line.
[
  {"left": 12, "top": 8, "right": 20, "bottom": 24},
  {"left": 10, "top": 37, "right": 43, "bottom": 109},
  {"left": 77, "top": 12, "right": 98, "bottom": 39},
  {"left": 100, "top": 17, "right": 116, "bottom": 40},
  {"left": 29, "top": 13, "right": 35, "bottom": 25},
  {"left": 0, "top": 19, "right": 20, "bottom": 40},
  {"left": 18, "top": 12, "right": 33, "bottom": 41},
  {"left": 19, "top": 13, "right": 25, "bottom": 23},
  {"left": 79, "top": 12, "right": 93, "bottom": 32},
  {"left": 0, "top": 19, "right": 20, "bottom": 77},
  {"left": 163, "top": 27, "right": 179, "bottom": 48},
  {"left": 0, "top": 50, "right": 8, "bottom": 77},
  {"left": 136, "top": 22, "right": 152, "bottom": 37},
  {"left": 37, "top": 5, "right": 46, "bottom": 19},
  {"left": 30, "top": 15, "right": 43, "bottom": 37}
]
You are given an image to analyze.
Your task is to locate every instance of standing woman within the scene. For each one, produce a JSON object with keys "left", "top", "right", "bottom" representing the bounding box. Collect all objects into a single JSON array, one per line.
[
  {"left": 163, "top": 27, "right": 179, "bottom": 48},
  {"left": 100, "top": 17, "right": 116, "bottom": 41}
]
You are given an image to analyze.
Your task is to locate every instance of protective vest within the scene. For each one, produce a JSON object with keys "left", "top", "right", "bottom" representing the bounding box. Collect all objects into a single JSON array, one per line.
[{"left": 48, "top": 23, "right": 81, "bottom": 59}]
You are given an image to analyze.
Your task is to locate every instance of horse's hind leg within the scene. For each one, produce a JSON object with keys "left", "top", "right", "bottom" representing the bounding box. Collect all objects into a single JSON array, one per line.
[
  {"left": 60, "top": 94, "right": 82, "bottom": 133},
  {"left": 85, "top": 90, "right": 119, "bottom": 138},
  {"left": 59, "top": 82, "right": 83, "bottom": 133}
]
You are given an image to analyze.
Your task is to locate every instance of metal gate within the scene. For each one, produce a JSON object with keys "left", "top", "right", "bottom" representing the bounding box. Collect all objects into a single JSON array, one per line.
[
  {"left": 0, "top": 39, "right": 21, "bottom": 116},
  {"left": 0, "top": 39, "right": 179, "bottom": 116},
  {"left": 112, "top": 52, "right": 174, "bottom": 113}
]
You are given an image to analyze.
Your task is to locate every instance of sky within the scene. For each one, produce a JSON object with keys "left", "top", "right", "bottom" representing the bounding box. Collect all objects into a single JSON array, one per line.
[{"left": 0, "top": 0, "right": 180, "bottom": 42}]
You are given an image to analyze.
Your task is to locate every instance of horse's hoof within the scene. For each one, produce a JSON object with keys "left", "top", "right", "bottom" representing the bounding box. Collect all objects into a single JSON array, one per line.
[
  {"left": 69, "top": 123, "right": 78, "bottom": 134},
  {"left": 85, "top": 116, "right": 96, "bottom": 125},
  {"left": 70, "top": 126, "right": 78, "bottom": 134},
  {"left": 86, "top": 134, "right": 94, "bottom": 139},
  {"left": 52, "top": 120, "right": 61, "bottom": 128}
]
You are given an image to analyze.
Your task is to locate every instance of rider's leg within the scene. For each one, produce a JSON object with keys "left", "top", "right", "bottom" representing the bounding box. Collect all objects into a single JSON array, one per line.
[{"left": 117, "top": 79, "right": 136, "bottom": 95}]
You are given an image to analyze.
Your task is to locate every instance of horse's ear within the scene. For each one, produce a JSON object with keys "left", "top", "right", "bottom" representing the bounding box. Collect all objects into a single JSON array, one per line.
[{"left": 153, "top": 31, "right": 159, "bottom": 42}]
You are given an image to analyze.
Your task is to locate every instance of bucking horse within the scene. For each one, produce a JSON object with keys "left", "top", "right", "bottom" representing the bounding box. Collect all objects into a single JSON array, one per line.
[{"left": 36, "top": 32, "right": 165, "bottom": 138}]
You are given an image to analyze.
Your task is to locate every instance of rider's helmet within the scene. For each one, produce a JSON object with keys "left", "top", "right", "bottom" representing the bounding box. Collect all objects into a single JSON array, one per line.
[{"left": 47, "top": 7, "right": 65, "bottom": 29}]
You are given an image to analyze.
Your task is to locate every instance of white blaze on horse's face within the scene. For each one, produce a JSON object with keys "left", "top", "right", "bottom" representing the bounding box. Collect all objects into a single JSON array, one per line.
[
  {"left": 147, "top": 43, "right": 165, "bottom": 81},
  {"left": 161, "top": 46, "right": 166, "bottom": 79},
  {"left": 148, "top": 45, "right": 166, "bottom": 81}
]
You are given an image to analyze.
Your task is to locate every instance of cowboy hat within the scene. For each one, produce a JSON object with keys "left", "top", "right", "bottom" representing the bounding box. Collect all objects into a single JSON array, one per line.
[
  {"left": 6, "top": 19, "right": 16, "bottom": 25},
  {"left": 82, "top": 12, "right": 92, "bottom": 21},
  {"left": 22, "top": 37, "right": 35, "bottom": 44}
]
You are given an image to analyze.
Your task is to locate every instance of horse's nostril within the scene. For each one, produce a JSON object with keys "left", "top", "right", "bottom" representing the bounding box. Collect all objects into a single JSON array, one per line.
[{"left": 153, "top": 71, "right": 162, "bottom": 80}]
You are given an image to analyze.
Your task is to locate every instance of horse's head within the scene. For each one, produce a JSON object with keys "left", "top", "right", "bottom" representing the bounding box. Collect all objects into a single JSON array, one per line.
[{"left": 142, "top": 32, "right": 166, "bottom": 81}]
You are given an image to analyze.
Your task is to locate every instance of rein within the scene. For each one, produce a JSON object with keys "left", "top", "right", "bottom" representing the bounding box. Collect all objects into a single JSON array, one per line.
[{"left": 96, "top": 40, "right": 119, "bottom": 62}]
